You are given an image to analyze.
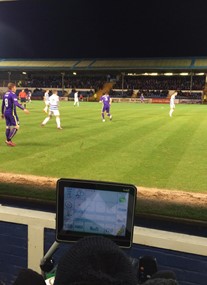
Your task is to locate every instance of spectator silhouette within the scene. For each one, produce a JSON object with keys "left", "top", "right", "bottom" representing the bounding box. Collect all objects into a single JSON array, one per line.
[{"left": 54, "top": 235, "right": 138, "bottom": 285}]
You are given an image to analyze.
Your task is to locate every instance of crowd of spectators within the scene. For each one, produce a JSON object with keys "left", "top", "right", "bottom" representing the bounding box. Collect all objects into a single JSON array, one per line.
[
  {"left": 0, "top": 74, "right": 205, "bottom": 100},
  {"left": 1, "top": 74, "right": 205, "bottom": 91},
  {"left": 109, "top": 89, "right": 202, "bottom": 99},
  {"left": 114, "top": 75, "right": 205, "bottom": 90},
  {"left": 16, "top": 75, "right": 105, "bottom": 91},
  {"left": 176, "top": 91, "right": 202, "bottom": 99},
  {"left": 0, "top": 76, "right": 105, "bottom": 93}
]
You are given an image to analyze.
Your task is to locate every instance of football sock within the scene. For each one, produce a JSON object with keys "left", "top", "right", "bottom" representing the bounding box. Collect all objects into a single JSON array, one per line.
[
  {"left": 169, "top": 109, "right": 174, "bottom": 116},
  {"left": 56, "top": 117, "right": 61, "bottom": 128},
  {"left": 42, "top": 117, "right": 50, "bottom": 125},
  {"left": 9, "top": 128, "right": 18, "bottom": 140},
  {"left": 6, "top": 128, "right": 10, "bottom": 141}
]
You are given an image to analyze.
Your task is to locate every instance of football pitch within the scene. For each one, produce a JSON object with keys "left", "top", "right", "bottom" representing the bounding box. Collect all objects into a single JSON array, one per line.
[{"left": 1, "top": 100, "right": 207, "bottom": 194}]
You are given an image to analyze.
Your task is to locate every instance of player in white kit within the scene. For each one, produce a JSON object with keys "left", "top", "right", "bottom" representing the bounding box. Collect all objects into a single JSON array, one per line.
[
  {"left": 74, "top": 90, "right": 80, "bottom": 107},
  {"left": 41, "top": 90, "right": 62, "bottom": 129},
  {"left": 169, "top": 91, "right": 177, "bottom": 117}
]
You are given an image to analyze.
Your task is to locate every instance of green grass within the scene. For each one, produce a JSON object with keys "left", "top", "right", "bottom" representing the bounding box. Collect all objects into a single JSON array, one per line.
[
  {"left": 1, "top": 101, "right": 207, "bottom": 191},
  {"left": 1, "top": 101, "right": 207, "bottom": 220}
]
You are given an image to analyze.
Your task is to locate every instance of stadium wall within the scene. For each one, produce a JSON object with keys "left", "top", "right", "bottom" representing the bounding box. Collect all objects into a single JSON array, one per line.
[{"left": 0, "top": 206, "right": 206, "bottom": 285}]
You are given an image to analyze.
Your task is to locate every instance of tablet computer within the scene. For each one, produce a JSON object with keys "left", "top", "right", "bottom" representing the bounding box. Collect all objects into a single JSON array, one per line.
[{"left": 56, "top": 178, "right": 137, "bottom": 248}]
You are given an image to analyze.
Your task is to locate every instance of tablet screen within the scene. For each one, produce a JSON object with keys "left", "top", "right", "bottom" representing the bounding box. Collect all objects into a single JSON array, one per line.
[{"left": 56, "top": 178, "right": 137, "bottom": 248}]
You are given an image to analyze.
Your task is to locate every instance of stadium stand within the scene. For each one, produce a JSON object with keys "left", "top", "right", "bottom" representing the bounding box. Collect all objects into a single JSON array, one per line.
[{"left": 0, "top": 57, "right": 206, "bottom": 103}]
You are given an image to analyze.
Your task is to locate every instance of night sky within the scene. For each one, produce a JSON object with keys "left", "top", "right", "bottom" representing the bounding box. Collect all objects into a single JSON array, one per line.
[{"left": 0, "top": 0, "right": 207, "bottom": 59}]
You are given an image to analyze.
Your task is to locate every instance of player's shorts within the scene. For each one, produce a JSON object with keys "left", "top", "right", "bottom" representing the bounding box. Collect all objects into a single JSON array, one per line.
[
  {"left": 49, "top": 109, "right": 60, "bottom": 116},
  {"left": 170, "top": 103, "right": 175, "bottom": 109},
  {"left": 20, "top": 98, "right": 26, "bottom": 103},
  {"left": 102, "top": 105, "right": 110, "bottom": 113},
  {"left": 4, "top": 112, "right": 19, "bottom": 127}
]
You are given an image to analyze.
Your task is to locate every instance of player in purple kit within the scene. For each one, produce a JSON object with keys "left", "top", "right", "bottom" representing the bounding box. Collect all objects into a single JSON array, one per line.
[
  {"left": 99, "top": 92, "right": 112, "bottom": 122},
  {"left": 1, "top": 82, "right": 29, "bottom": 147}
]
